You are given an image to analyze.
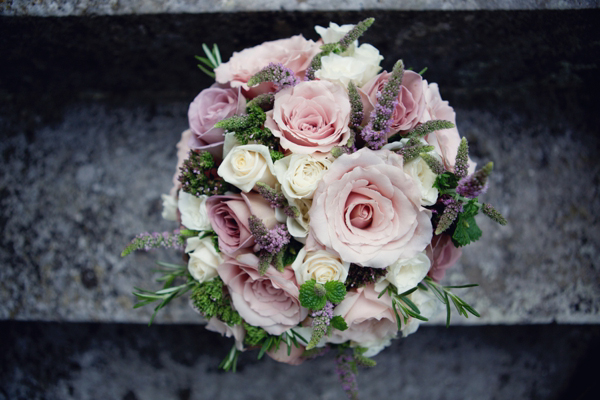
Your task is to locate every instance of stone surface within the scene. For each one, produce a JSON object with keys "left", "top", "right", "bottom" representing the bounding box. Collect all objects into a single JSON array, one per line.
[
  {"left": 1, "top": 321, "right": 599, "bottom": 399},
  {"left": 1, "top": 10, "right": 599, "bottom": 325},
  {"left": 2, "top": 0, "right": 599, "bottom": 16}
]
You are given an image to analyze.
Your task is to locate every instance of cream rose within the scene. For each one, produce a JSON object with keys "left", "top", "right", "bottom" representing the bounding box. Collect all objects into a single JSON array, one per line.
[
  {"left": 274, "top": 154, "right": 332, "bottom": 200},
  {"left": 185, "top": 236, "right": 223, "bottom": 283},
  {"left": 161, "top": 193, "right": 178, "bottom": 221},
  {"left": 383, "top": 139, "right": 440, "bottom": 206},
  {"left": 374, "top": 252, "right": 431, "bottom": 295},
  {"left": 217, "top": 144, "right": 277, "bottom": 192},
  {"left": 315, "top": 44, "right": 383, "bottom": 88},
  {"left": 291, "top": 247, "right": 350, "bottom": 285},
  {"left": 277, "top": 197, "right": 312, "bottom": 240},
  {"left": 178, "top": 191, "right": 211, "bottom": 231}
]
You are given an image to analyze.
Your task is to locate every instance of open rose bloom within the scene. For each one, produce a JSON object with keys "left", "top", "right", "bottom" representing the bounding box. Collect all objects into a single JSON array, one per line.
[{"left": 123, "top": 18, "right": 506, "bottom": 399}]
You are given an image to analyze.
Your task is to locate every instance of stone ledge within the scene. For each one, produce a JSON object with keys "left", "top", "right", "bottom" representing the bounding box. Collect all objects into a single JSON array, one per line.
[
  {"left": 2, "top": 322, "right": 598, "bottom": 399},
  {"left": 2, "top": 0, "right": 599, "bottom": 16}
]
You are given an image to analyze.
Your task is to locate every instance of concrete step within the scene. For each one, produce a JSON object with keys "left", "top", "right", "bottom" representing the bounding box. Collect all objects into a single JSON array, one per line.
[
  {"left": 2, "top": 321, "right": 599, "bottom": 399},
  {"left": 1, "top": 9, "right": 599, "bottom": 325}
]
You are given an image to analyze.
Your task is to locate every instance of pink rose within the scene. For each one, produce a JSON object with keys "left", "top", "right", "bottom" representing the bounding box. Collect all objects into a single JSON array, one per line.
[
  {"left": 169, "top": 129, "right": 194, "bottom": 197},
  {"left": 419, "top": 80, "right": 461, "bottom": 170},
  {"left": 215, "top": 35, "right": 320, "bottom": 94},
  {"left": 360, "top": 70, "right": 426, "bottom": 136},
  {"left": 188, "top": 84, "right": 246, "bottom": 160},
  {"left": 309, "top": 148, "right": 433, "bottom": 268},
  {"left": 426, "top": 234, "right": 462, "bottom": 282},
  {"left": 266, "top": 342, "right": 305, "bottom": 365},
  {"left": 218, "top": 253, "right": 308, "bottom": 336},
  {"left": 206, "top": 192, "right": 276, "bottom": 256},
  {"left": 328, "top": 285, "right": 397, "bottom": 345},
  {"left": 265, "top": 80, "right": 351, "bottom": 154},
  {"left": 420, "top": 81, "right": 476, "bottom": 174},
  {"left": 206, "top": 317, "right": 246, "bottom": 351}
]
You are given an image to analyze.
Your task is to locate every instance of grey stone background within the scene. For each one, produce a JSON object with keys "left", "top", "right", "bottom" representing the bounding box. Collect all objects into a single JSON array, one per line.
[
  {"left": 1, "top": 5, "right": 600, "bottom": 400},
  {"left": 2, "top": 0, "right": 600, "bottom": 15}
]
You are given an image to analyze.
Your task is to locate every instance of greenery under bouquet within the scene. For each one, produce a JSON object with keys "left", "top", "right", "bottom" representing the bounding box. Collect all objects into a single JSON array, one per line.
[{"left": 122, "top": 18, "right": 506, "bottom": 398}]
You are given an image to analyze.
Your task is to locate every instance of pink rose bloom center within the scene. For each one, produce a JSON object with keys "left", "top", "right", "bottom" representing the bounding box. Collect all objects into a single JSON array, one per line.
[{"left": 309, "top": 148, "right": 432, "bottom": 268}]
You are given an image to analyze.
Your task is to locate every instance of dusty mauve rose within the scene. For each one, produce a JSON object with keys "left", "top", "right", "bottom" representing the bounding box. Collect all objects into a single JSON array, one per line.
[
  {"left": 265, "top": 80, "right": 351, "bottom": 154},
  {"left": 206, "top": 192, "right": 276, "bottom": 256},
  {"left": 360, "top": 70, "right": 426, "bottom": 136},
  {"left": 214, "top": 35, "right": 320, "bottom": 92},
  {"left": 309, "top": 148, "right": 432, "bottom": 268},
  {"left": 426, "top": 234, "right": 462, "bottom": 282},
  {"left": 327, "top": 285, "right": 398, "bottom": 345},
  {"left": 218, "top": 253, "right": 308, "bottom": 336},
  {"left": 187, "top": 84, "right": 246, "bottom": 160}
]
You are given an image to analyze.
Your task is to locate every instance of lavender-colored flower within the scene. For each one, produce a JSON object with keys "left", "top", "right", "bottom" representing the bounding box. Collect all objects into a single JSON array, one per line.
[
  {"left": 121, "top": 229, "right": 185, "bottom": 257},
  {"left": 454, "top": 137, "right": 469, "bottom": 179},
  {"left": 361, "top": 60, "right": 404, "bottom": 149},
  {"left": 435, "top": 196, "right": 464, "bottom": 235},
  {"left": 482, "top": 203, "right": 507, "bottom": 225},
  {"left": 335, "top": 353, "right": 359, "bottom": 400},
  {"left": 307, "top": 300, "right": 334, "bottom": 350},
  {"left": 456, "top": 162, "right": 493, "bottom": 199},
  {"left": 247, "top": 62, "right": 300, "bottom": 91},
  {"left": 249, "top": 215, "right": 291, "bottom": 255}
]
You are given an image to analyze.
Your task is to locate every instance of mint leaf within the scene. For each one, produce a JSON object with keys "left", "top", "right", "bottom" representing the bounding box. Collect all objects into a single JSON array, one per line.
[
  {"left": 299, "top": 280, "right": 326, "bottom": 310},
  {"left": 452, "top": 215, "right": 482, "bottom": 247},
  {"left": 325, "top": 281, "right": 347, "bottom": 304},
  {"left": 433, "top": 172, "right": 458, "bottom": 191},
  {"left": 331, "top": 315, "right": 348, "bottom": 331}
]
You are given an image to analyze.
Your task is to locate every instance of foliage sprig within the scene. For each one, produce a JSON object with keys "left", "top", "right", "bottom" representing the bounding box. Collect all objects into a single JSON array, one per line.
[
  {"left": 421, "top": 277, "right": 480, "bottom": 327},
  {"left": 195, "top": 43, "right": 222, "bottom": 78}
]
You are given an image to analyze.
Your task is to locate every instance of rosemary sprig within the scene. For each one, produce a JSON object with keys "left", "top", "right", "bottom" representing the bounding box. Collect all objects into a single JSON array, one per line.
[
  {"left": 378, "top": 285, "right": 428, "bottom": 329},
  {"left": 195, "top": 43, "right": 222, "bottom": 78},
  {"left": 132, "top": 261, "right": 196, "bottom": 326},
  {"left": 421, "top": 276, "right": 480, "bottom": 327}
]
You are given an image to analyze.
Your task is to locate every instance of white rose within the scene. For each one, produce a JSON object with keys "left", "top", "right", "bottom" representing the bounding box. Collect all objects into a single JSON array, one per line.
[
  {"left": 274, "top": 154, "right": 331, "bottom": 200},
  {"left": 291, "top": 247, "right": 350, "bottom": 285},
  {"left": 315, "top": 22, "right": 355, "bottom": 44},
  {"left": 276, "top": 197, "right": 312, "bottom": 240},
  {"left": 315, "top": 44, "right": 383, "bottom": 88},
  {"left": 402, "top": 289, "right": 440, "bottom": 337},
  {"left": 178, "top": 191, "right": 211, "bottom": 231},
  {"left": 351, "top": 334, "right": 395, "bottom": 358},
  {"left": 383, "top": 139, "right": 440, "bottom": 206},
  {"left": 217, "top": 144, "right": 277, "bottom": 192},
  {"left": 375, "top": 252, "right": 431, "bottom": 294},
  {"left": 161, "top": 193, "right": 178, "bottom": 221},
  {"left": 185, "top": 236, "right": 223, "bottom": 283}
]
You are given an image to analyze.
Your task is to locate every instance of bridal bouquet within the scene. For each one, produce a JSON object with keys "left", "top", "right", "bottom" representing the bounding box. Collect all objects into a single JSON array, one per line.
[{"left": 123, "top": 18, "right": 506, "bottom": 398}]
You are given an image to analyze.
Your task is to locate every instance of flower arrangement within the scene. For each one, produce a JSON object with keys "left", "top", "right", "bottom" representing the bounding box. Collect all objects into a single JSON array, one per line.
[{"left": 122, "top": 18, "right": 506, "bottom": 398}]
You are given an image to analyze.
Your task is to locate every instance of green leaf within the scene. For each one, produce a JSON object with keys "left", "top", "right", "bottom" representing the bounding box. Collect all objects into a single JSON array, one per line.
[
  {"left": 451, "top": 214, "right": 482, "bottom": 248},
  {"left": 299, "top": 280, "right": 327, "bottom": 310},
  {"left": 324, "top": 281, "right": 347, "bottom": 304},
  {"left": 433, "top": 172, "right": 459, "bottom": 191},
  {"left": 331, "top": 315, "right": 348, "bottom": 331}
]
